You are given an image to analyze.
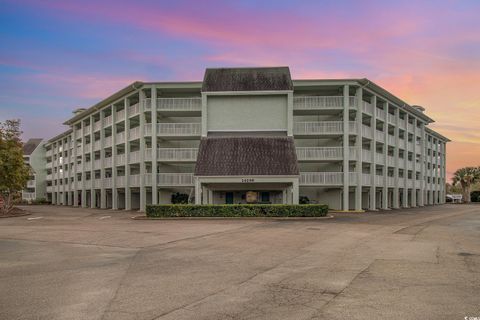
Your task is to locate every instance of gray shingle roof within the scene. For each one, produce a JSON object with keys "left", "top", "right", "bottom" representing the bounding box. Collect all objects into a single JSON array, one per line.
[
  {"left": 202, "top": 67, "right": 293, "bottom": 92},
  {"left": 194, "top": 136, "right": 299, "bottom": 176},
  {"left": 23, "top": 138, "right": 43, "bottom": 155}
]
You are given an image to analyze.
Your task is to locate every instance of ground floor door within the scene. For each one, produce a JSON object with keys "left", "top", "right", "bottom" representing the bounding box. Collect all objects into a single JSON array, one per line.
[{"left": 225, "top": 192, "right": 234, "bottom": 204}]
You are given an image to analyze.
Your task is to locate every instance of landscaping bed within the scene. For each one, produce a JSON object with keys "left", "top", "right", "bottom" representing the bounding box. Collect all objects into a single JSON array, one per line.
[{"left": 146, "top": 204, "right": 329, "bottom": 218}]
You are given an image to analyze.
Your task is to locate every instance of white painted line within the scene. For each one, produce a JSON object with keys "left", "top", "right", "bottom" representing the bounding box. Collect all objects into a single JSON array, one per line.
[
  {"left": 27, "top": 217, "right": 43, "bottom": 220},
  {"left": 99, "top": 216, "right": 111, "bottom": 220}
]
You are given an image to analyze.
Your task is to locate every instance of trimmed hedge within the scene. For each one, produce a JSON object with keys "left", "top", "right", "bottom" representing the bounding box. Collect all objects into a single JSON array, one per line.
[{"left": 146, "top": 204, "right": 329, "bottom": 218}]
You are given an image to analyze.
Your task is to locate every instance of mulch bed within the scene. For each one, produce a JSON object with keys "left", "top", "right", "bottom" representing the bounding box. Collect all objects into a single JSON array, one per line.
[{"left": 0, "top": 207, "right": 31, "bottom": 218}]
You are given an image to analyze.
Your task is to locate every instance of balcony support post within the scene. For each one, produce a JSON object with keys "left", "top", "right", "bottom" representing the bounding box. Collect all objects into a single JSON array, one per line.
[
  {"left": 292, "top": 179, "right": 299, "bottom": 205},
  {"left": 393, "top": 107, "right": 400, "bottom": 209},
  {"left": 100, "top": 109, "right": 106, "bottom": 209},
  {"left": 402, "top": 115, "right": 409, "bottom": 208},
  {"left": 369, "top": 95, "right": 377, "bottom": 211},
  {"left": 411, "top": 118, "right": 417, "bottom": 207},
  {"left": 151, "top": 87, "right": 158, "bottom": 205},
  {"left": 195, "top": 178, "right": 201, "bottom": 205},
  {"left": 73, "top": 123, "right": 79, "bottom": 207},
  {"left": 419, "top": 123, "right": 425, "bottom": 206},
  {"left": 139, "top": 90, "right": 146, "bottom": 212},
  {"left": 125, "top": 98, "right": 132, "bottom": 211},
  {"left": 382, "top": 102, "right": 389, "bottom": 210},
  {"left": 90, "top": 115, "right": 95, "bottom": 209},
  {"left": 342, "top": 85, "right": 350, "bottom": 211},
  {"left": 355, "top": 87, "right": 363, "bottom": 211},
  {"left": 112, "top": 104, "right": 118, "bottom": 210}
]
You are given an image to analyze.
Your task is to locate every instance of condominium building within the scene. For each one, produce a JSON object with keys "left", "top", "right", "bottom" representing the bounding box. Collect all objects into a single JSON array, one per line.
[
  {"left": 22, "top": 138, "right": 46, "bottom": 202},
  {"left": 44, "top": 67, "right": 449, "bottom": 211}
]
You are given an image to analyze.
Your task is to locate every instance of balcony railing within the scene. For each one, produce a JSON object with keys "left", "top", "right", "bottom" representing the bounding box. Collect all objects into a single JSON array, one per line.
[
  {"left": 375, "top": 130, "right": 385, "bottom": 143},
  {"left": 94, "top": 140, "right": 101, "bottom": 150},
  {"left": 299, "top": 172, "right": 343, "bottom": 185},
  {"left": 26, "top": 180, "right": 35, "bottom": 188},
  {"left": 293, "top": 96, "right": 345, "bottom": 110},
  {"left": 296, "top": 147, "right": 343, "bottom": 161},
  {"left": 116, "top": 154, "right": 126, "bottom": 165},
  {"left": 94, "top": 159, "right": 101, "bottom": 169},
  {"left": 130, "top": 174, "right": 140, "bottom": 187},
  {"left": 158, "top": 97, "right": 202, "bottom": 111},
  {"left": 362, "top": 173, "right": 372, "bottom": 185},
  {"left": 387, "top": 113, "right": 395, "bottom": 124},
  {"left": 128, "top": 126, "right": 141, "bottom": 140},
  {"left": 157, "top": 148, "right": 198, "bottom": 162},
  {"left": 93, "top": 121, "right": 101, "bottom": 132},
  {"left": 387, "top": 135, "right": 395, "bottom": 145},
  {"left": 293, "top": 121, "right": 356, "bottom": 135},
  {"left": 375, "top": 108, "right": 386, "bottom": 120},
  {"left": 105, "top": 136, "right": 112, "bottom": 147},
  {"left": 104, "top": 157, "right": 112, "bottom": 167},
  {"left": 362, "top": 102, "right": 373, "bottom": 115},
  {"left": 116, "top": 110, "right": 125, "bottom": 122},
  {"left": 104, "top": 178, "right": 112, "bottom": 188},
  {"left": 22, "top": 192, "right": 36, "bottom": 200},
  {"left": 128, "top": 103, "right": 140, "bottom": 117},
  {"left": 362, "top": 125, "right": 373, "bottom": 139},
  {"left": 116, "top": 131, "right": 126, "bottom": 142},
  {"left": 157, "top": 173, "right": 194, "bottom": 186},
  {"left": 103, "top": 115, "right": 113, "bottom": 127},
  {"left": 156, "top": 123, "right": 201, "bottom": 136},
  {"left": 129, "top": 151, "right": 140, "bottom": 164},
  {"left": 117, "top": 176, "right": 125, "bottom": 187},
  {"left": 83, "top": 125, "right": 91, "bottom": 135}
]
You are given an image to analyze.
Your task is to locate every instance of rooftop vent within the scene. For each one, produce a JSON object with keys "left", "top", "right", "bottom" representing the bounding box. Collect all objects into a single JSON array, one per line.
[
  {"left": 73, "top": 108, "right": 86, "bottom": 116},
  {"left": 412, "top": 105, "right": 425, "bottom": 113}
]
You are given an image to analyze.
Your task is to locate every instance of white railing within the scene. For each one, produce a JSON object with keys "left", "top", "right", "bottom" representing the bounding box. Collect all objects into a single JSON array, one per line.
[
  {"left": 142, "top": 98, "right": 152, "bottom": 110},
  {"left": 349, "top": 146, "right": 357, "bottom": 160},
  {"left": 388, "top": 155, "right": 395, "bottom": 166},
  {"left": 399, "top": 121, "right": 405, "bottom": 130},
  {"left": 349, "top": 172, "right": 357, "bottom": 184},
  {"left": 94, "top": 140, "right": 101, "bottom": 150},
  {"left": 349, "top": 122, "right": 357, "bottom": 134},
  {"left": 399, "top": 160, "right": 404, "bottom": 169},
  {"left": 293, "top": 121, "right": 344, "bottom": 135},
  {"left": 76, "top": 181, "right": 82, "bottom": 189},
  {"left": 376, "top": 108, "right": 386, "bottom": 120},
  {"left": 157, "top": 97, "right": 202, "bottom": 111},
  {"left": 128, "top": 103, "right": 140, "bottom": 117},
  {"left": 388, "top": 135, "right": 395, "bottom": 145},
  {"left": 22, "top": 192, "right": 36, "bottom": 200},
  {"left": 46, "top": 162, "right": 53, "bottom": 169},
  {"left": 362, "top": 101, "right": 373, "bottom": 115},
  {"left": 145, "top": 148, "right": 152, "bottom": 161},
  {"left": 415, "top": 180, "right": 421, "bottom": 188},
  {"left": 362, "top": 173, "right": 372, "bottom": 185},
  {"left": 116, "top": 131, "right": 126, "bottom": 142},
  {"left": 46, "top": 174, "right": 52, "bottom": 180},
  {"left": 156, "top": 123, "right": 202, "bottom": 136},
  {"left": 362, "top": 125, "right": 373, "bottom": 139},
  {"left": 105, "top": 136, "right": 112, "bottom": 147},
  {"left": 388, "top": 177, "right": 395, "bottom": 186},
  {"left": 85, "top": 180, "right": 92, "bottom": 189},
  {"left": 27, "top": 180, "right": 35, "bottom": 188},
  {"left": 376, "top": 152, "right": 384, "bottom": 164},
  {"left": 94, "top": 159, "right": 101, "bottom": 169},
  {"left": 83, "top": 125, "right": 91, "bottom": 135},
  {"left": 104, "top": 157, "right": 112, "bottom": 167},
  {"left": 46, "top": 149, "right": 52, "bottom": 157},
  {"left": 129, "top": 126, "right": 140, "bottom": 140},
  {"left": 144, "top": 123, "right": 152, "bottom": 136},
  {"left": 93, "top": 121, "right": 101, "bottom": 132},
  {"left": 415, "top": 162, "right": 421, "bottom": 171},
  {"left": 387, "top": 113, "right": 395, "bottom": 124},
  {"left": 104, "top": 178, "right": 112, "bottom": 188},
  {"left": 375, "top": 130, "right": 385, "bottom": 143},
  {"left": 296, "top": 147, "right": 343, "bottom": 160},
  {"left": 116, "top": 110, "right": 125, "bottom": 122},
  {"left": 144, "top": 174, "right": 153, "bottom": 186},
  {"left": 376, "top": 175, "right": 383, "bottom": 186},
  {"left": 130, "top": 174, "right": 140, "bottom": 187},
  {"left": 157, "top": 148, "right": 198, "bottom": 161},
  {"left": 157, "top": 173, "right": 194, "bottom": 186},
  {"left": 129, "top": 150, "right": 140, "bottom": 164},
  {"left": 293, "top": 96, "right": 344, "bottom": 109},
  {"left": 76, "top": 165, "right": 82, "bottom": 173},
  {"left": 299, "top": 172, "right": 343, "bottom": 185},
  {"left": 117, "top": 176, "right": 125, "bottom": 187},
  {"left": 362, "top": 149, "right": 372, "bottom": 161},
  {"left": 94, "top": 179, "right": 102, "bottom": 188},
  {"left": 116, "top": 154, "right": 126, "bottom": 165},
  {"left": 47, "top": 186, "right": 53, "bottom": 192},
  {"left": 103, "top": 115, "right": 113, "bottom": 127},
  {"left": 407, "top": 179, "right": 414, "bottom": 188}
]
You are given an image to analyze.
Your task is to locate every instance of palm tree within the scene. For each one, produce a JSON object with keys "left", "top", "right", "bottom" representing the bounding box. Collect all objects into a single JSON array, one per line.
[{"left": 452, "top": 167, "right": 480, "bottom": 203}]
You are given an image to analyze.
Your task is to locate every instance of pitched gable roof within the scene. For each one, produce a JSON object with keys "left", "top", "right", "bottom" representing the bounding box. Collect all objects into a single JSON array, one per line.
[
  {"left": 202, "top": 67, "right": 293, "bottom": 92},
  {"left": 23, "top": 138, "right": 43, "bottom": 155},
  {"left": 194, "top": 136, "right": 299, "bottom": 176}
]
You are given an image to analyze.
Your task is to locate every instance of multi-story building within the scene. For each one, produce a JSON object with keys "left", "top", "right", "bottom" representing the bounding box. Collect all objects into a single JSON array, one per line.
[
  {"left": 22, "top": 138, "right": 46, "bottom": 202},
  {"left": 44, "top": 67, "right": 449, "bottom": 211}
]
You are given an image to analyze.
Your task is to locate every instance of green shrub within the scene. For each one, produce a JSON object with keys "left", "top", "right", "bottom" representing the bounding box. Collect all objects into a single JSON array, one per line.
[
  {"left": 146, "top": 204, "right": 329, "bottom": 218},
  {"left": 471, "top": 191, "right": 480, "bottom": 202}
]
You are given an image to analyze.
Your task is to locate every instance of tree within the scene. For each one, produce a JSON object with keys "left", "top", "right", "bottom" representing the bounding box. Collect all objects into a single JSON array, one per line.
[
  {"left": 0, "top": 120, "right": 30, "bottom": 214},
  {"left": 452, "top": 167, "right": 480, "bottom": 203}
]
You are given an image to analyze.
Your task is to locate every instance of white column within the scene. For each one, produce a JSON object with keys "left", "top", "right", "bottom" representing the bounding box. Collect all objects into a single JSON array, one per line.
[
  {"left": 201, "top": 93, "right": 208, "bottom": 137},
  {"left": 411, "top": 118, "right": 417, "bottom": 207},
  {"left": 287, "top": 91, "right": 293, "bottom": 136},
  {"left": 382, "top": 102, "right": 389, "bottom": 209},
  {"left": 419, "top": 123, "right": 425, "bottom": 206},
  {"left": 393, "top": 107, "right": 400, "bottom": 209},
  {"left": 402, "top": 115, "right": 408, "bottom": 207},
  {"left": 90, "top": 115, "right": 95, "bottom": 209},
  {"left": 125, "top": 98, "right": 132, "bottom": 210},
  {"left": 81, "top": 121, "right": 87, "bottom": 207},
  {"left": 292, "top": 179, "right": 299, "bottom": 204},
  {"left": 151, "top": 87, "right": 158, "bottom": 205},
  {"left": 355, "top": 87, "right": 363, "bottom": 211},
  {"left": 429, "top": 136, "right": 434, "bottom": 205},
  {"left": 195, "top": 178, "right": 201, "bottom": 205},
  {"left": 73, "top": 125, "right": 79, "bottom": 207},
  {"left": 112, "top": 105, "right": 118, "bottom": 210},
  {"left": 435, "top": 138, "right": 439, "bottom": 204},
  {"left": 202, "top": 186, "right": 208, "bottom": 204},
  {"left": 208, "top": 189, "right": 213, "bottom": 205},
  {"left": 369, "top": 95, "right": 377, "bottom": 211},
  {"left": 139, "top": 90, "right": 146, "bottom": 212},
  {"left": 100, "top": 110, "right": 106, "bottom": 209},
  {"left": 342, "top": 85, "right": 350, "bottom": 211}
]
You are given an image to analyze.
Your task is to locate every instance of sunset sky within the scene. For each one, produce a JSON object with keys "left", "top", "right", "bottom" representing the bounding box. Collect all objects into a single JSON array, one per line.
[{"left": 1, "top": 0, "right": 479, "bottom": 179}]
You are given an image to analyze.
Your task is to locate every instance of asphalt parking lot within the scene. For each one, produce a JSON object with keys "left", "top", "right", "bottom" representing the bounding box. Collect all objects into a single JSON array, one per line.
[{"left": 0, "top": 204, "right": 479, "bottom": 320}]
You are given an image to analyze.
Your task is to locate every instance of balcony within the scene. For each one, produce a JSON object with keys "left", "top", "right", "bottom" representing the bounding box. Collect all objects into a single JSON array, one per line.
[
  {"left": 130, "top": 174, "right": 140, "bottom": 187},
  {"left": 116, "top": 154, "right": 126, "bottom": 165},
  {"left": 103, "top": 115, "right": 113, "bottom": 127},
  {"left": 128, "top": 126, "right": 141, "bottom": 140},
  {"left": 129, "top": 151, "right": 141, "bottom": 164},
  {"left": 362, "top": 125, "right": 373, "bottom": 139},
  {"left": 362, "top": 102, "right": 373, "bottom": 115},
  {"left": 299, "top": 172, "right": 343, "bottom": 186},
  {"left": 104, "top": 157, "right": 112, "bottom": 167},
  {"left": 157, "top": 173, "right": 194, "bottom": 186},
  {"left": 375, "top": 152, "right": 384, "bottom": 164},
  {"left": 83, "top": 125, "right": 91, "bottom": 135},
  {"left": 94, "top": 179, "right": 102, "bottom": 189},
  {"left": 46, "top": 186, "right": 53, "bottom": 192},
  {"left": 387, "top": 113, "right": 395, "bottom": 124},
  {"left": 105, "top": 136, "right": 112, "bottom": 147},
  {"left": 46, "top": 174, "right": 53, "bottom": 181},
  {"left": 104, "top": 178, "right": 112, "bottom": 188},
  {"left": 156, "top": 123, "right": 201, "bottom": 138},
  {"left": 388, "top": 155, "right": 395, "bottom": 166},
  {"left": 296, "top": 147, "right": 343, "bottom": 161},
  {"left": 116, "top": 131, "right": 126, "bottom": 143},
  {"left": 387, "top": 135, "right": 395, "bottom": 145},
  {"left": 117, "top": 176, "right": 125, "bottom": 187},
  {"left": 46, "top": 149, "right": 52, "bottom": 157},
  {"left": 27, "top": 180, "right": 35, "bottom": 188},
  {"left": 94, "top": 140, "right": 101, "bottom": 151},
  {"left": 22, "top": 192, "right": 36, "bottom": 200},
  {"left": 116, "top": 110, "right": 126, "bottom": 122},
  {"left": 375, "top": 108, "right": 386, "bottom": 120},
  {"left": 293, "top": 96, "right": 348, "bottom": 111},
  {"left": 362, "top": 173, "right": 372, "bottom": 185},
  {"left": 93, "top": 121, "right": 101, "bottom": 132},
  {"left": 375, "top": 130, "right": 385, "bottom": 143},
  {"left": 157, "top": 148, "right": 198, "bottom": 162},
  {"left": 388, "top": 177, "right": 395, "bottom": 186},
  {"left": 128, "top": 103, "right": 140, "bottom": 117},
  {"left": 293, "top": 121, "right": 356, "bottom": 136}
]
